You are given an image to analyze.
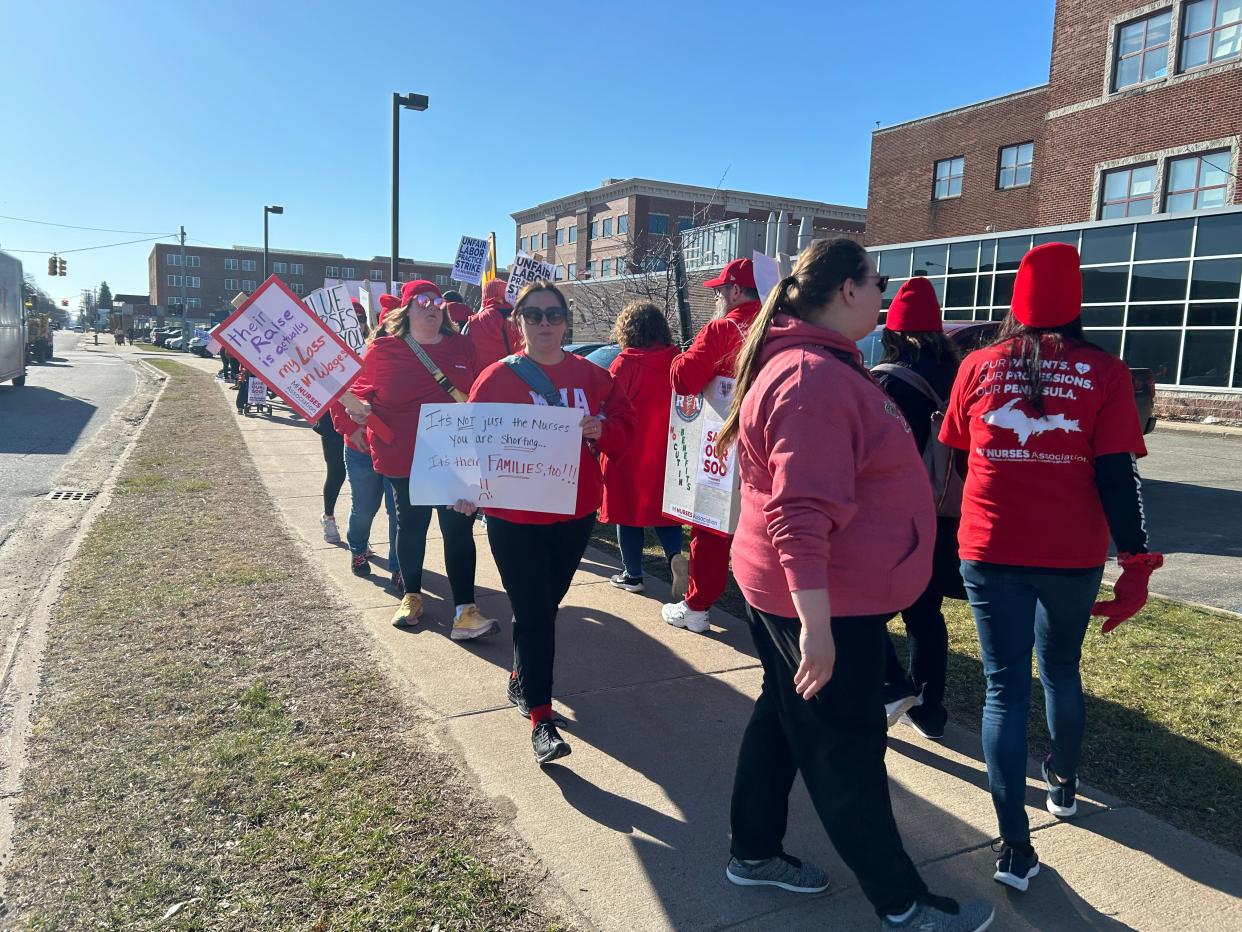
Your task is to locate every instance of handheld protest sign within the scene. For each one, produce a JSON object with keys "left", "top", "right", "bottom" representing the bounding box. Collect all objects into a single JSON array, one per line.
[
  {"left": 504, "top": 252, "right": 557, "bottom": 306},
  {"left": 662, "top": 375, "right": 742, "bottom": 533},
  {"left": 451, "top": 235, "right": 489, "bottom": 286},
  {"left": 211, "top": 275, "right": 362, "bottom": 422}
]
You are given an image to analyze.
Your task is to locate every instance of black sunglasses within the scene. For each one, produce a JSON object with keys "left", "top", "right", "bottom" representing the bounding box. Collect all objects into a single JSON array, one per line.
[
  {"left": 518, "top": 307, "right": 567, "bottom": 325},
  {"left": 867, "top": 274, "right": 890, "bottom": 293}
]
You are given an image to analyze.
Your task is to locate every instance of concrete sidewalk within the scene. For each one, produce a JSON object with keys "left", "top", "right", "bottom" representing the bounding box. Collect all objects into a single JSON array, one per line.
[{"left": 193, "top": 357, "right": 1240, "bottom": 930}]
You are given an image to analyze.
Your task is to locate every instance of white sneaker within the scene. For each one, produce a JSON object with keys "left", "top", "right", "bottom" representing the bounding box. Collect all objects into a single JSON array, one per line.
[
  {"left": 321, "top": 515, "right": 341, "bottom": 543},
  {"left": 669, "top": 553, "right": 689, "bottom": 602},
  {"left": 662, "top": 600, "right": 710, "bottom": 633}
]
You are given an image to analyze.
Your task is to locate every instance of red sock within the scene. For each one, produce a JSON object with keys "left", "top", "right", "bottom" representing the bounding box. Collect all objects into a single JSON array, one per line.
[{"left": 530, "top": 704, "right": 553, "bottom": 727}]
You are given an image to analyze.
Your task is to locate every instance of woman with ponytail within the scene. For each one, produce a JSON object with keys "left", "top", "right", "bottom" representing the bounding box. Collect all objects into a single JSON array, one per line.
[{"left": 718, "top": 238, "right": 993, "bottom": 931}]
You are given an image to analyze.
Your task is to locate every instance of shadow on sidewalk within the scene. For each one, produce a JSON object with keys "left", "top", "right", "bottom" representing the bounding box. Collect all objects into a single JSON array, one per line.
[{"left": 1141, "top": 478, "right": 1242, "bottom": 559}]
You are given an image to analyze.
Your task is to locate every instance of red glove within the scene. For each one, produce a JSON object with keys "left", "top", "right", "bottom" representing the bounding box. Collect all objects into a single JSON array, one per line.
[{"left": 1092, "top": 552, "right": 1163, "bottom": 633}]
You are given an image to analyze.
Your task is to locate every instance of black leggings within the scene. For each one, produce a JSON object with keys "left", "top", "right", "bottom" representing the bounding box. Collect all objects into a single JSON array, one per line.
[
  {"left": 318, "top": 424, "right": 346, "bottom": 516},
  {"left": 486, "top": 513, "right": 595, "bottom": 710},
  {"left": 389, "top": 479, "right": 477, "bottom": 603}
]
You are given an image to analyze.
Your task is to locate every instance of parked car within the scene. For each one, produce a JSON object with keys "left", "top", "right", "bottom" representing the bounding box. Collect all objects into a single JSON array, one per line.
[
  {"left": 857, "top": 321, "right": 1156, "bottom": 434},
  {"left": 165, "top": 334, "right": 185, "bottom": 351},
  {"left": 189, "top": 335, "right": 215, "bottom": 357}
]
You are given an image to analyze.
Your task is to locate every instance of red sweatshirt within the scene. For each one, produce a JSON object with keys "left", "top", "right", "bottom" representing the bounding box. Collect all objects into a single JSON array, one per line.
[
  {"left": 669, "top": 299, "right": 761, "bottom": 396},
  {"left": 348, "top": 333, "right": 477, "bottom": 478},
  {"left": 469, "top": 351, "right": 636, "bottom": 524},
  {"left": 463, "top": 304, "right": 524, "bottom": 372},
  {"left": 731, "top": 314, "right": 935, "bottom": 619},
  {"left": 600, "top": 344, "right": 680, "bottom": 527}
]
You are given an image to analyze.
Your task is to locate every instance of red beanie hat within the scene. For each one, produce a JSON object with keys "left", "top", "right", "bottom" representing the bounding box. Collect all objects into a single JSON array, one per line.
[
  {"left": 378, "top": 294, "right": 401, "bottom": 313},
  {"left": 481, "top": 278, "right": 512, "bottom": 311},
  {"left": 399, "top": 279, "right": 442, "bottom": 306},
  {"left": 884, "top": 277, "right": 942, "bottom": 332},
  {"left": 1011, "top": 243, "right": 1082, "bottom": 329}
]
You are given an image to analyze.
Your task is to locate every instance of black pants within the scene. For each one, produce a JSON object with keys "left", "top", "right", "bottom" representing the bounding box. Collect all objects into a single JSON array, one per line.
[
  {"left": 486, "top": 513, "right": 595, "bottom": 709},
  {"left": 883, "top": 581, "right": 948, "bottom": 716},
  {"left": 389, "top": 480, "right": 477, "bottom": 603},
  {"left": 730, "top": 605, "right": 927, "bottom": 918},
  {"left": 318, "top": 425, "right": 346, "bottom": 516}
]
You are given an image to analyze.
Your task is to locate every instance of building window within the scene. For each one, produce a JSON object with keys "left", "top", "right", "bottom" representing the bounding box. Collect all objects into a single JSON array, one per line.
[
  {"left": 224, "top": 278, "right": 239, "bottom": 290},
  {"left": 1166, "top": 150, "right": 1231, "bottom": 211},
  {"left": 1100, "top": 164, "right": 1157, "bottom": 218},
  {"left": 224, "top": 257, "right": 239, "bottom": 270},
  {"left": 167, "top": 274, "right": 182, "bottom": 286},
  {"left": 568, "top": 225, "right": 577, "bottom": 243},
  {"left": 369, "top": 269, "right": 383, "bottom": 281},
  {"left": 242, "top": 279, "right": 257, "bottom": 291},
  {"left": 617, "top": 214, "right": 629, "bottom": 234},
  {"left": 166, "top": 254, "right": 182, "bottom": 266},
  {"left": 677, "top": 217, "right": 694, "bottom": 232},
  {"left": 325, "top": 265, "right": 339, "bottom": 277},
  {"left": 998, "top": 142, "right": 1034, "bottom": 189},
  {"left": 602, "top": 217, "right": 613, "bottom": 237},
  {"left": 933, "top": 157, "right": 965, "bottom": 199},
  {"left": 241, "top": 259, "right": 257, "bottom": 272},
  {"left": 187, "top": 276, "right": 201, "bottom": 288},
  {"left": 290, "top": 283, "right": 305, "bottom": 295},
  {"left": 567, "top": 263, "right": 577, "bottom": 279},
  {"left": 649, "top": 213, "right": 669, "bottom": 235},
  {"left": 602, "top": 258, "right": 613, "bottom": 277},
  {"left": 291, "top": 263, "right": 303, "bottom": 275},
  {"left": 1181, "top": 0, "right": 1242, "bottom": 69},
  {"left": 554, "top": 265, "right": 564, "bottom": 281},
  {"left": 589, "top": 221, "right": 597, "bottom": 239},
  {"left": 185, "top": 255, "right": 201, "bottom": 268},
  {"left": 556, "top": 228, "right": 565, "bottom": 246},
  {"left": 273, "top": 261, "right": 287, "bottom": 274},
  {"left": 342, "top": 267, "right": 355, "bottom": 278},
  {"left": 167, "top": 296, "right": 183, "bottom": 306},
  {"left": 1114, "top": 11, "right": 1171, "bottom": 90},
  {"left": 186, "top": 297, "right": 201, "bottom": 309},
  {"left": 435, "top": 274, "right": 448, "bottom": 287},
  {"left": 540, "top": 233, "right": 548, "bottom": 250}
]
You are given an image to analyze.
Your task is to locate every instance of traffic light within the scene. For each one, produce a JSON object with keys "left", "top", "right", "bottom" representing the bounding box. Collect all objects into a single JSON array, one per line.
[
  {"left": 48, "top": 256, "right": 57, "bottom": 276},
  {"left": 61, "top": 299, "right": 69, "bottom": 307},
  {"left": 57, "top": 256, "right": 67, "bottom": 276}
]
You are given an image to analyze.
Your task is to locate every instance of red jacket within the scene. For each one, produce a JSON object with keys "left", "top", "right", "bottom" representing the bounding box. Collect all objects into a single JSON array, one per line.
[
  {"left": 463, "top": 306, "right": 524, "bottom": 372},
  {"left": 600, "top": 344, "right": 680, "bottom": 527},
  {"left": 730, "top": 314, "right": 935, "bottom": 619},
  {"left": 669, "top": 299, "right": 762, "bottom": 396},
  {"left": 348, "top": 333, "right": 477, "bottom": 478},
  {"left": 469, "top": 351, "right": 636, "bottom": 524},
  {"left": 444, "top": 301, "right": 473, "bottom": 325}
]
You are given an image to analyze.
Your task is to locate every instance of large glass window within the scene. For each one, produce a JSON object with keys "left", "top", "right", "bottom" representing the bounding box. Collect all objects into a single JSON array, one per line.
[
  {"left": 1131, "top": 261, "right": 1190, "bottom": 301},
  {"left": 1123, "top": 330, "right": 1181, "bottom": 382},
  {"left": 945, "top": 277, "right": 976, "bottom": 308},
  {"left": 1187, "top": 302, "right": 1239, "bottom": 325},
  {"left": 1134, "top": 217, "right": 1194, "bottom": 259},
  {"left": 1190, "top": 257, "right": 1242, "bottom": 299},
  {"left": 1082, "top": 306, "right": 1126, "bottom": 326},
  {"left": 995, "top": 236, "right": 1030, "bottom": 271},
  {"left": 1081, "top": 225, "right": 1133, "bottom": 264},
  {"left": 948, "top": 241, "right": 979, "bottom": 274},
  {"left": 998, "top": 142, "right": 1034, "bottom": 189},
  {"left": 1083, "top": 266, "right": 1130, "bottom": 303},
  {"left": 1101, "top": 165, "right": 1157, "bottom": 218},
  {"left": 1181, "top": 330, "right": 1234, "bottom": 386},
  {"left": 933, "top": 157, "right": 964, "bottom": 200},
  {"left": 913, "top": 244, "right": 947, "bottom": 275},
  {"left": 1165, "top": 150, "right": 1231, "bottom": 212},
  {"left": 1114, "top": 11, "right": 1172, "bottom": 90},
  {"left": 878, "top": 248, "right": 912, "bottom": 277},
  {"left": 1195, "top": 211, "right": 1242, "bottom": 255},
  {"left": 1129, "top": 303, "right": 1186, "bottom": 326},
  {"left": 1087, "top": 330, "right": 1124, "bottom": 355},
  {"left": 1180, "top": 0, "right": 1242, "bottom": 70}
]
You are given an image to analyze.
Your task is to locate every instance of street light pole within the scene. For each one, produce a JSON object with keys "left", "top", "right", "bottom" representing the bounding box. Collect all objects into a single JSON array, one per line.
[
  {"left": 263, "top": 205, "right": 283, "bottom": 279},
  {"left": 179, "top": 225, "right": 190, "bottom": 353},
  {"left": 391, "top": 92, "right": 429, "bottom": 290}
]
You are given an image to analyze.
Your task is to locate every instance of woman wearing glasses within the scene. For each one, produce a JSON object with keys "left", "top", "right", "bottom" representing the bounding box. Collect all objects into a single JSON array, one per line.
[
  {"left": 346, "top": 280, "right": 499, "bottom": 642},
  {"left": 466, "top": 281, "right": 635, "bottom": 765}
]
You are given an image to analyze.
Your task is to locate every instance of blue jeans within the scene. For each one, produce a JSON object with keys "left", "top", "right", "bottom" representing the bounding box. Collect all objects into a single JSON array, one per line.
[
  {"left": 616, "top": 525, "right": 683, "bottom": 578},
  {"left": 344, "top": 446, "right": 397, "bottom": 561},
  {"left": 961, "top": 560, "right": 1104, "bottom": 846}
]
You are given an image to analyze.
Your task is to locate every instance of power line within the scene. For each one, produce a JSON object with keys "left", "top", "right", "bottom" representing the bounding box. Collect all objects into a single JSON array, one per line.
[
  {"left": 4, "top": 234, "right": 176, "bottom": 255},
  {"left": 0, "top": 213, "right": 167, "bottom": 235}
]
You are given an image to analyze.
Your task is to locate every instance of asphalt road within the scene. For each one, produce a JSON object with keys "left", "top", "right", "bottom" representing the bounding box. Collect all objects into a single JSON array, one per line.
[
  {"left": 0, "top": 331, "right": 136, "bottom": 546},
  {"left": 1138, "top": 429, "right": 1242, "bottom": 614}
]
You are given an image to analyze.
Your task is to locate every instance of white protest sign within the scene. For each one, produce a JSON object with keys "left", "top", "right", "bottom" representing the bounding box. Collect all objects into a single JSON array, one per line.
[
  {"left": 247, "top": 376, "right": 269, "bottom": 406},
  {"left": 409, "top": 402, "right": 583, "bottom": 514},
  {"left": 212, "top": 276, "right": 362, "bottom": 422},
  {"left": 505, "top": 252, "right": 557, "bottom": 306},
  {"left": 357, "top": 286, "right": 375, "bottom": 331},
  {"left": 303, "top": 283, "right": 365, "bottom": 355},
  {"left": 451, "top": 236, "right": 489, "bottom": 286},
  {"left": 752, "top": 250, "right": 780, "bottom": 303},
  {"left": 662, "top": 376, "right": 741, "bottom": 533}
]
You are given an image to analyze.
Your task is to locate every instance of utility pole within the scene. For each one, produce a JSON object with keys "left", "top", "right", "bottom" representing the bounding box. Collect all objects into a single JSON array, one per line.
[{"left": 179, "top": 225, "right": 189, "bottom": 352}]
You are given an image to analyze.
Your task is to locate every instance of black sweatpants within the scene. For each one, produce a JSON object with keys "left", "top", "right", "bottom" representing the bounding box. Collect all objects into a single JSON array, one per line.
[
  {"left": 318, "top": 423, "right": 346, "bottom": 516},
  {"left": 730, "top": 605, "right": 928, "bottom": 918},
  {"left": 883, "top": 581, "right": 949, "bottom": 716},
  {"left": 486, "top": 513, "right": 595, "bottom": 709},
  {"left": 388, "top": 480, "right": 478, "bottom": 604}
]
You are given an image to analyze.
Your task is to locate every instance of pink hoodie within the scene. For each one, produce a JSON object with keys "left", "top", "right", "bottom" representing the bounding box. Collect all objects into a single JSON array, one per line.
[{"left": 730, "top": 314, "right": 935, "bottom": 619}]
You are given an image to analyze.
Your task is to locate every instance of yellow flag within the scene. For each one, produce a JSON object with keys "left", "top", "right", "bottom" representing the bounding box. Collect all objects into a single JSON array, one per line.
[{"left": 481, "top": 232, "right": 497, "bottom": 288}]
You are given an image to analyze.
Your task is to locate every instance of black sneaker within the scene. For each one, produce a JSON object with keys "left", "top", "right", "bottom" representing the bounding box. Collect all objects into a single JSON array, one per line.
[
  {"left": 1042, "top": 754, "right": 1078, "bottom": 818},
  {"left": 532, "top": 719, "right": 571, "bottom": 764},
  {"left": 609, "top": 573, "right": 644, "bottom": 593},
  {"left": 902, "top": 702, "right": 947, "bottom": 740},
  {"left": 350, "top": 553, "right": 372, "bottom": 577},
  {"left": 993, "top": 840, "right": 1040, "bottom": 892},
  {"left": 507, "top": 676, "right": 529, "bottom": 716}
]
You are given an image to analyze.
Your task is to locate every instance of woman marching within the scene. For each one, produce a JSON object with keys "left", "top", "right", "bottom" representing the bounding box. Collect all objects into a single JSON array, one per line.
[
  {"left": 346, "top": 280, "right": 498, "bottom": 642},
  {"left": 599, "top": 301, "right": 687, "bottom": 597},
  {"left": 466, "top": 281, "right": 635, "bottom": 765},
  {"left": 718, "top": 238, "right": 993, "bottom": 930},
  {"left": 939, "top": 243, "right": 1159, "bottom": 892}
]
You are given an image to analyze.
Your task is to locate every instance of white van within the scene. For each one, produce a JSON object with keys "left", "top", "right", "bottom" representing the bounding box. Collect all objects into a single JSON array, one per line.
[{"left": 0, "top": 250, "right": 25, "bottom": 386}]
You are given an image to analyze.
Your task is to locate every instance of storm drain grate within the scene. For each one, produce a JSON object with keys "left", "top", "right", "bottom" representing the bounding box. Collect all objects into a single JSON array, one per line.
[{"left": 46, "top": 489, "right": 98, "bottom": 502}]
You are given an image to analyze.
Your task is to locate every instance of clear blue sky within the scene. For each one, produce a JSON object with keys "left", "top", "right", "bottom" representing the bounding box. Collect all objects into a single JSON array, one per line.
[{"left": 2, "top": 0, "right": 1054, "bottom": 307}]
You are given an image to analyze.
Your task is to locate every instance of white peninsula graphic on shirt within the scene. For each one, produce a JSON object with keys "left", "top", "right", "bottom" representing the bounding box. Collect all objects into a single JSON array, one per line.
[{"left": 983, "top": 398, "right": 1081, "bottom": 446}]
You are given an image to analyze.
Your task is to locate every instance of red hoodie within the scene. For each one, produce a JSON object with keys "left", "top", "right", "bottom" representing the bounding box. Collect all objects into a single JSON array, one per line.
[
  {"left": 444, "top": 301, "right": 473, "bottom": 325},
  {"left": 669, "top": 299, "right": 761, "bottom": 396},
  {"left": 469, "top": 351, "right": 636, "bottom": 524},
  {"left": 600, "top": 343, "right": 681, "bottom": 527},
  {"left": 348, "top": 333, "right": 477, "bottom": 478},
  {"left": 463, "top": 304, "right": 524, "bottom": 372},
  {"left": 730, "top": 314, "right": 935, "bottom": 619}
]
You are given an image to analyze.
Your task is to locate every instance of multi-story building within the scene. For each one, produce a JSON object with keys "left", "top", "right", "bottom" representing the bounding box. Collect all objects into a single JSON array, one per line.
[
  {"left": 865, "top": 0, "right": 1242, "bottom": 416},
  {"left": 147, "top": 243, "right": 457, "bottom": 321}
]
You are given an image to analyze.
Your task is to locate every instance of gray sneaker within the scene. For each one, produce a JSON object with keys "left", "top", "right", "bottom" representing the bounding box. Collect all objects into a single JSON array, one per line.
[
  {"left": 882, "top": 896, "right": 994, "bottom": 931},
  {"left": 725, "top": 853, "right": 828, "bottom": 894}
]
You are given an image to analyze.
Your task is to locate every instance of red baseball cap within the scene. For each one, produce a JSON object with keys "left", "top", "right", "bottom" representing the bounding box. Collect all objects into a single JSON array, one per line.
[
  {"left": 1011, "top": 244, "right": 1082, "bottom": 329},
  {"left": 703, "top": 258, "right": 756, "bottom": 291}
]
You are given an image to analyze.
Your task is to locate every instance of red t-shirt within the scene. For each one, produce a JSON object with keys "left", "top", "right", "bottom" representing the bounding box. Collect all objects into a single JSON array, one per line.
[
  {"left": 469, "top": 352, "right": 636, "bottom": 525},
  {"left": 940, "top": 338, "right": 1147, "bottom": 569}
]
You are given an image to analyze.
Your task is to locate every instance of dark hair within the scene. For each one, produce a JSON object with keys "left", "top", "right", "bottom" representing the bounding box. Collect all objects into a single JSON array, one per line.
[
  {"left": 612, "top": 300, "right": 673, "bottom": 349},
  {"left": 993, "top": 312, "right": 1086, "bottom": 414},
  {"left": 739, "top": 287, "right": 761, "bottom": 302},
  {"left": 443, "top": 290, "right": 465, "bottom": 303},
  {"left": 879, "top": 329, "right": 961, "bottom": 371},
  {"left": 719, "top": 237, "right": 870, "bottom": 449}
]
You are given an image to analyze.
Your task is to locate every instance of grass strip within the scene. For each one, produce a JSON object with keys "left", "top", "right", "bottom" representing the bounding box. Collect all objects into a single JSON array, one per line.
[
  {"left": 7, "top": 360, "right": 567, "bottom": 931},
  {"left": 590, "top": 523, "right": 1242, "bottom": 854}
]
